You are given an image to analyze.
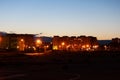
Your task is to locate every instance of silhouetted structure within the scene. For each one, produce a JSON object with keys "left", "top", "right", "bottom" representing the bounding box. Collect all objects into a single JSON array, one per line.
[
  {"left": 0, "top": 32, "right": 52, "bottom": 52},
  {"left": 52, "top": 36, "right": 99, "bottom": 51},
  {"left": 0, "top": 32, "right": 120, "bottom": 52},
  {"left": 0, "top": 33, "right": 35, "bottom": 51},
  {"left": 109, "top": 38, "right": 120, "bottom": 51}
]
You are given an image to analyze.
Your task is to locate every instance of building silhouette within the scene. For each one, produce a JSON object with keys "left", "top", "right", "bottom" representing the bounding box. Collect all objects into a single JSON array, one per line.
[
  {"left": 52, "top": 36, "right": 99, "bottom": 51},
  {"left": 109, "top": 38, "right": 120, "bottom": 51},
  {"left": 0, "top": 33, "right": 35, "bottom": 51},
  {"left": 0, "top": 32, "right": 119, "bottom": 52}
]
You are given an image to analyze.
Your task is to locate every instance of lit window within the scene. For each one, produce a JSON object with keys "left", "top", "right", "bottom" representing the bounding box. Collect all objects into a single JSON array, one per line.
[{"left": 53, "top": 46, "right": 58, "bottom": 50}]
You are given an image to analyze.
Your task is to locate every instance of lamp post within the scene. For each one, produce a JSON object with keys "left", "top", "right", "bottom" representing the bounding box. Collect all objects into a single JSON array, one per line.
[
  {"left": 36, "top": 39, "right": 42, "bottom": 52},
  {"left": 61, "top": 42, "right": 65, "bottom": 46},
  {"left": 36, "top": 39, "right": 42, "bottom": 47},
  {"left": 61, "top": 42, "right": 65, "bottom": 50},
  {"left": 19, "top": 38, "right": 25, "bottom": 51}
]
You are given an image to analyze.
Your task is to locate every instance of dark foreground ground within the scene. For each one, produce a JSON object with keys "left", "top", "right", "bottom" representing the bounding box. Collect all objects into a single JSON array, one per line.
[{"left": 0, "top": 51, "right": 120, "bottom": 80}]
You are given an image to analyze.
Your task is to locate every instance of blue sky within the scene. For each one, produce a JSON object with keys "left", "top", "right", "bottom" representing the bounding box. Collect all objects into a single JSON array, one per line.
[{"left": 0, "top": 0, "right": 120, "bottom": 39}]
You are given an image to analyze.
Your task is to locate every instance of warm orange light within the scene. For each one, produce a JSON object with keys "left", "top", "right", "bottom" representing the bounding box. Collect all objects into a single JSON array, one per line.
[
  {"left": 46, "top": 45, "right": 49, "bottom": 48},
  {"left": 33, "top": 46, "right": 36, "bottom": 51},
  {"left": 0, "top": 36, "right": 2, "bottom": 42},
  {"left": 17, "top": 46, "right": 19, "bottom": 49},
  {"left": 61, "top": 42, "right": 65, "bottom": 46},
  {"left": 19, "top": 39, "right": 25, "bottom": 51},
  {"left": 36, "top": 39, "right": 42, "bottom": 44},
  {"left": 93, "top": 45, "right": 99, "bottom": 49},
  {"left": 53, "top": 46, "right": 58, "bottom": 50},
  {"left": 66, "top": 45, "right": 70, "bottom": 48},
  {"left": 86, "top": 44, "right": 90, "bottom": 48},
  {"left": 82, "top": 45, "right": 85, "bottom": 48},
  {"left": 36, "top": 39, "right": 42, "bottom": 47},
  {"left": 20, "top": 39, "right": 24, "bottom": 42},
  {"left": 59, "top": 45, "right": 61, "bottom": 48}
]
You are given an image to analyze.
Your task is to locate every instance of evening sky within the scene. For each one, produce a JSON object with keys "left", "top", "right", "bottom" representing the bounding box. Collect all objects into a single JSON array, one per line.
[{"left": 0, "top": 0, "right": 120, "bottom": 39}]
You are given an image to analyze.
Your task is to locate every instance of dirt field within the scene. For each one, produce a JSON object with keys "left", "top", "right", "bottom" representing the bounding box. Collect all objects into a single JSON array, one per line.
[{"left": 0, "top": 51, "right": 120, "bottom": 80}]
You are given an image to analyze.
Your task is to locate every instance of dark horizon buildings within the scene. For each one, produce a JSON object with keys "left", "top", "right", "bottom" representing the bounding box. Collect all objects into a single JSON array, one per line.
[
  {"left": 52, "top": 36, "right": 99, "bottom": 51},
  {"left": 0, "top": 33, "right": 35, "bottom": 51},
  {"left": 0, "top": 32, "right": 120, "bottom": 52}
]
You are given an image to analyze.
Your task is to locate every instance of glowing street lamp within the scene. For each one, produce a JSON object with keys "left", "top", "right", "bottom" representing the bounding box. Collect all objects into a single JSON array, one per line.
[
  {"left": 37, "top": 40, "right": 40, "bottom": 43},
  {"left": 61, "top": 42, "right": 65, "bottom": 46},
  {"left": 35, "top": 39, "right": 42, "bottom": 52},
  {"left": 19, "top": 38, "right": 25, "bottom": 51},
  {"left": 20, "top": 39, "right": 24, "bottom": 42},
  {"left": 86, "top": 44, "right": 90, "bottom": 48},
  {"left": 61, "top": 42, "right": 65, "bottom": 50},
  {"left": 36, "top": 39, "right": 42, "bottom": 44},
  {"left": 93, "top": 45, "right": 99, "bottom": 49},
  {"left": 36, "top": 39, "right": 42, "bottom": 47}
]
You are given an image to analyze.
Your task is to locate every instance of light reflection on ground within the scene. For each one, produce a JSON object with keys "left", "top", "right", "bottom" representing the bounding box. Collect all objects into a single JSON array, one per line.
[{"left": 24, "top": 53, "right": 44, "bottom": 56}]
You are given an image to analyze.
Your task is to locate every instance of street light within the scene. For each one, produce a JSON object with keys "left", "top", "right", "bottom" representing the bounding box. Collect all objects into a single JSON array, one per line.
[
  {"left": 19, "top": 38, "right": 25, "bottom": 51},
  {"left": 35, "top": 39, "right": 42, "bottom": 52},
  {"left": 86, "top": 44, "right": 90, "bottom": 48},
  {"left": 61, "top": 42, "right": 65, "bottom": 50},
  {"left": 36, "top": 39, "right": 42, "bottom": 47},
  {"left": 93, "top": 45, "right": 99, "bottom": 49},
  {"left": 61, "top": 42, "right": 65, "bottom": 46},
  {"left": 20, "top": 39, "right": 24, "bottom": 42}
]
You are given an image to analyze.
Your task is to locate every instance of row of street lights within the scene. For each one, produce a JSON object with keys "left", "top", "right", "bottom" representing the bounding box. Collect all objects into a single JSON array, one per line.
[
  {"left": 0, "top": 36, "right": 44, "bottom": 52},
  {"left": 17, "top": 38, "right": 43, "bottom": 51},
  {"left": 53, "top": 41, "right": 99, "bottom": 51}
]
